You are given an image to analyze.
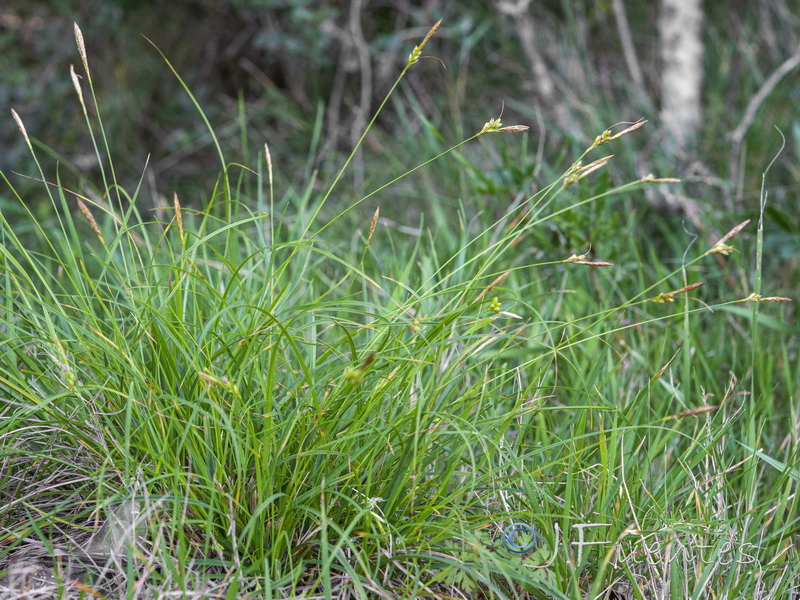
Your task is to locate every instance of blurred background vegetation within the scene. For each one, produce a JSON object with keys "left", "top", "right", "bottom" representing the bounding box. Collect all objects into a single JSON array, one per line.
[{"left": 1, "top": 0, "right": 798, "bottom": 277}]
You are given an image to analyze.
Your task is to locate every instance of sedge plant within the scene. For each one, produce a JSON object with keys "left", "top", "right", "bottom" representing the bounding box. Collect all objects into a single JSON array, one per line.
[{"left": 0, "top": 20, "right": 797, "bottom": 600}]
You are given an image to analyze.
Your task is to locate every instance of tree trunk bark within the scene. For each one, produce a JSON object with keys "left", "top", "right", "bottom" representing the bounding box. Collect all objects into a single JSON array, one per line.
[{"left": 659, "top": 0, "right": 705, "bottom": 156}]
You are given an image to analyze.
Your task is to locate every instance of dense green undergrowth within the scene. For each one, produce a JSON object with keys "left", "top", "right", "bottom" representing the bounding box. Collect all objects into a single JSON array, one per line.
[{"left": 1, "top": 21, "right": 798, "bottom": 600}]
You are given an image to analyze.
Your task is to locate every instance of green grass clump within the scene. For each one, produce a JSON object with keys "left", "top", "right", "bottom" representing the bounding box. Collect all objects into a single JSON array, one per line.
[{"left": 1, "top": 21, "right": 798, "bottom": 600}]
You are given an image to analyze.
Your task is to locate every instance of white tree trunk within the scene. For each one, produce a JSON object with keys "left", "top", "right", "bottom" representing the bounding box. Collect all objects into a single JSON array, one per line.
[{"left": 659, "top": 0, "right": 705, "bottom": 155}]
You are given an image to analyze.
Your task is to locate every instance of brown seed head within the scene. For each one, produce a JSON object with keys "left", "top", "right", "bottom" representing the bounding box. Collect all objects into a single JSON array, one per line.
[
  {"left": 365, "top": 207, "right": 379, "bottom": 251},
  {"left": 174, "top": 192, "right": 185, "bottom": 245},
  {"left": 714, "top": 220, "right": 751, "bottom": 246},
  {"left": 651, "top": 282, "right": 704, "bottom": 304},
  {"left": 77, "top": 199, "right": 105, "bottom": 246},
  {"left": 474, "top": 271, "right": 510, "bottom": 303},
  {"left": 593, "top": 120, "right": 647, "bottom": 146}
]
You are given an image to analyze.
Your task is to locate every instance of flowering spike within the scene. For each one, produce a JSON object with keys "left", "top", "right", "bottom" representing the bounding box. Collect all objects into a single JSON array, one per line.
[
  {"left": 69, "top": 64, "right": 85, "bottom": 106},
  {"left": 11, "top": 109, "right": 31, "bottom": 149},
  {"left": 563, "top": 252, "right": 613, "bottom": 267},
  {"left": 593, "top": 120, "right": 647, "bottom": 147},
  {"left": 264, "top": 142, "right": 273, "bottom": 190},
  {"left": 77, "top": 199, "right": 105, "bottom": 246},
  {"left": 736, "top": 293, "right": 791, "bottom": 303},
  {"left": 365, "top": 207, "right": 379, "bottom": 251},
  {"left": 480, "top": 117, "right": 503, "bottom": 134},
  {"left": 174, "top": 192, "right": 185, "bottom": 246},
  {"left": 564, "top": 155, "right": 613, "bottom": 185},
  {"left": 474, "top": 271, "right": 510, "bottom": 303},
  {"left": 495, "top": 125, "right": 530, "bottom": 133},
  {"left": 707, "top": 243, "right": 735, "bottom": 256},
  {"left": 716, "top": 220, "right": 751, "bottom": 245},
  {"left": 651, "top": 282, "right": 704, "bottom": 304},
  {"left": 640, "top": 174, "right": 681, "bottom": 183},
  {"left": 74, "top": 23, "right": 91, "bottom": 83},
  {"left": 408, "top": 19, "right": 442, "bottom": 66}
]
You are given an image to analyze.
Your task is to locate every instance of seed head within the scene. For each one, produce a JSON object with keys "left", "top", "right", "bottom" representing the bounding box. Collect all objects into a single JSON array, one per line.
[
  {"left": 365, "top": 207, "right": 379, "bottom": 251},
  {"left": 736, "top": 293, "right": 791, "bottom": 303},
  {"left": 344, "top": 366, "right": 365, "bottom": 386},
  {"left": 479, "top": 118, "right": 529, "bottom": 135},
  {"left": 10, "top": 109, "right": 31, "bottom": 149},
  {"left": 174, "top": 192, "right": 185, "bottom": 246},
  {"left": 408, "top": 19, "right": 442, "bottom": 66},
  {"left": 651, "top": 282, "right": 704, "bottom": 304},
  {"left": 264, "top": 142, "right": 273, "bottom": 190},
  {"left": 592, "top": 120, "right": 647, "bottom": 147},
  {"left": 77, "top": 199, "right": 105, "bottom": 246},
  {"left": 69, "top": 64, "right": 85, "bottom": 105},
  {"left": 706, "top": 220, "right": 750, "bottom": 256},
  {"left": 564, "top": 155, "right": 613, "bottom": 185},
  {"left": 640, "top": 174, "right": 681, "bottom": 184},
  {"left": 474, "top": 271, "right": 510, "bottom": 303},
  {"left": 74, "top": 23, "right": 91, "bottom": 82},
  {"left": 563, "top": 253, "right": 613, "bottom": 267}
]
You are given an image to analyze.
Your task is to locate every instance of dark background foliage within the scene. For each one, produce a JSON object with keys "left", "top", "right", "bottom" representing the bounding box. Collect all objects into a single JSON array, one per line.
[{"left": 2, "top": 0, "right": 798, "bottom": 245}]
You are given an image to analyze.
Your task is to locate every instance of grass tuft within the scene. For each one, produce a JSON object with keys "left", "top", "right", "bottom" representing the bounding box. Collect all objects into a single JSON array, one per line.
[{"left": 1, "top": 21, "right": 797, "bottom": 600}]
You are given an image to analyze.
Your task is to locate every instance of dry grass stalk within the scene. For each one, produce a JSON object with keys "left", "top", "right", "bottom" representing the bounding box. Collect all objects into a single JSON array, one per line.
[{"left": 728, "top": 45, "right": 800, "bottom": 203}]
